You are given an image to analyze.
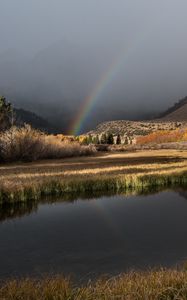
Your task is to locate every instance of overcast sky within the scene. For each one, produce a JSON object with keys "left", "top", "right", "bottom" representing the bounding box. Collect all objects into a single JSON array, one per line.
[
  {"left": 1, "top": 0, "right": 185, "bottom": 55},
  {"left": 1, "top": 0, "right": 187, "bottom": 130}
]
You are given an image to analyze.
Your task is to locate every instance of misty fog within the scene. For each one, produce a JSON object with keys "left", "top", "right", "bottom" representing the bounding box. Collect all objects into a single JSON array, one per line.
[{"left": 1, "top": 0, "right": 187, "bottom": 132}]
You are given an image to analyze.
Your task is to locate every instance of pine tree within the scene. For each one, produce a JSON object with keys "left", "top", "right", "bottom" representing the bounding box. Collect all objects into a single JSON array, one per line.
[
  {"left": 0, "top": 96, "right": 12, "bottom": 131},
  {"left": 82, "top": 136, "right": 89, "bottom": 144},
  {"left": 124, "top": 136, "right": 129, "bottom": 145},
  {"left": 116, "top": 134, "right": 121, "bottom": 144},
  {"left": 95, "top": 134, "right": 100, "bottom": 144},
  {"left": 93, "top": 135, "right": 100, "bottom": 144},
  {"left": 101, "top": 133, "right": 107, "bottom": 144},
  {"left": 88, "top": 134, "right": 93, "bottom": 144},
  {"left": 107, "top": 132, "right": 114, "bottom": 144}
]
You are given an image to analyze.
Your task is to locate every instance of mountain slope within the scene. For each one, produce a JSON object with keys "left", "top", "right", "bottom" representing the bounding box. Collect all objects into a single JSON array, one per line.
[
  {"left": 14, "top": 108, "right": 57, "bottom": 133},
  {"left": 159, "top": 96, "right": 187, "bottom": 121},
  {"left": 88, "top": 120, "right": 183, "bottom": 137}
]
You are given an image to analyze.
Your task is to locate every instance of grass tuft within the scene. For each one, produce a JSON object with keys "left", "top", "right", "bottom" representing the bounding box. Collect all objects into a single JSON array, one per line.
[{"left": 1, "top": 269, "right": 187, "bottom": 299}]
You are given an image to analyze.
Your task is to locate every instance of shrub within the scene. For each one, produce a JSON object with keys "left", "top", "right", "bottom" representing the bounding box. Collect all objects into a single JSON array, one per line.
[
  {"left": 0, "top": 125, "right": 45, "bottom": 161},
  {"left": 0, "top": 125, "right": 96, "bottom": 162},
  {"left": 95, "top": 144, "right": 109, "bottom": 151},
  {"left": 43, "top": 135, "right": 96, "bottom": 159},
  {"left": 137, "top": 128, "right": 187, "bottom": 145}
]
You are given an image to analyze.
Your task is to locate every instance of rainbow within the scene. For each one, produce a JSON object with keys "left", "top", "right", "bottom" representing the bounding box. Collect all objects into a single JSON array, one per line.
[
  {"left": 69, "top": 29, "right": 154, "bottom": 136},
  {"left": 69, "top": 52, "right": 127, "bottom": 135}
]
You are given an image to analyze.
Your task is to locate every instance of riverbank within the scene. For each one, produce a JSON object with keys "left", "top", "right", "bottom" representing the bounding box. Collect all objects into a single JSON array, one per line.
[
  {"left": 1, "top": 268, "right": 187, "bottom": 299},
  {"left": 1, "top": 149, "right": 187, "bottom": 203}
]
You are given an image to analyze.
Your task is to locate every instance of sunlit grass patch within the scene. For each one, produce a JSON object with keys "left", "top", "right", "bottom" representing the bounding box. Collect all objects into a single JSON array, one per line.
[{"left": 0, "top": 150, "right": 187, "bottom": 203}]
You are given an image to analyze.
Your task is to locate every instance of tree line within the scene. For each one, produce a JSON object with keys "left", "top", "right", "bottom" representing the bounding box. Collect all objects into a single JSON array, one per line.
[{"left": 80, "top": 133, "right": 128, "bottom": 145}]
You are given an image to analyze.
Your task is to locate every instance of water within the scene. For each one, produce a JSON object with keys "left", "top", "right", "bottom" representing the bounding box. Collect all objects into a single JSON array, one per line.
[{"left": 0, "top": 189, "right": 187, "bottom": 281}]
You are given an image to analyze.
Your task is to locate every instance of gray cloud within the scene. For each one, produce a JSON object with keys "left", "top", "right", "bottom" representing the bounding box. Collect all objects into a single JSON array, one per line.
[{"left": 0, "top": 0, "right": 187, "bottom": 132}]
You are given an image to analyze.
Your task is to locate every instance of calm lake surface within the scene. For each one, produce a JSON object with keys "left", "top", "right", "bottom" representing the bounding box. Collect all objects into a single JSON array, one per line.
[{"left": 0, "top": 190, "right": 187, "bottom": 280}]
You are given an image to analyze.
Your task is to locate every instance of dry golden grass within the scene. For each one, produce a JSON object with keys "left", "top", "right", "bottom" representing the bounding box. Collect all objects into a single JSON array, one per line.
[
  {"left": 1, "top": 269, "right": 187, "bottom": 299},
  {"left": 1, "top": 149, "right": 187, "bottom": 202}
]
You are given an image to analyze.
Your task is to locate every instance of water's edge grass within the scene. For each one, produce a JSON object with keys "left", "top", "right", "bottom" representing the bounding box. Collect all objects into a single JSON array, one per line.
[
  {"left": 1, "top": 171, "right": 187, "bottom": 203},
  {"left": 1, "top": 268, "right": 187, "bottom": 300}
]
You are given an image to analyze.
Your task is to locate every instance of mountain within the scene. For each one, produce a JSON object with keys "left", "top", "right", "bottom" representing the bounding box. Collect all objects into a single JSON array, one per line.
[
  {"left": 158, "top": 96, "right": 187, "bottom": 121},
  {"left": 14, "top": 108, "right": 57, "bottom": 133}
]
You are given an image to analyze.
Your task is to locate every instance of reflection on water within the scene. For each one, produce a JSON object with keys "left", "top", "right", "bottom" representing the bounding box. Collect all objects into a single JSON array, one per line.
[
  {"left": 0, "top": 187, "right": 187, "bottom": 222},
  {"left": 0, "top": 201, "right": 38, "bottom": 222},
  {"left": 0, "top": 187, "right": 187, "bottom": 281}
]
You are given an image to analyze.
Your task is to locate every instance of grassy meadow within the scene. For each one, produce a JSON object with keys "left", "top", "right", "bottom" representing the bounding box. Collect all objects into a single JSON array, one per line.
[
  {"left": 1, "top": 268, "right": 187, "bottom": 299},
  {"left": 1, "top": 149, "right": 187, "bottom": 203}
]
